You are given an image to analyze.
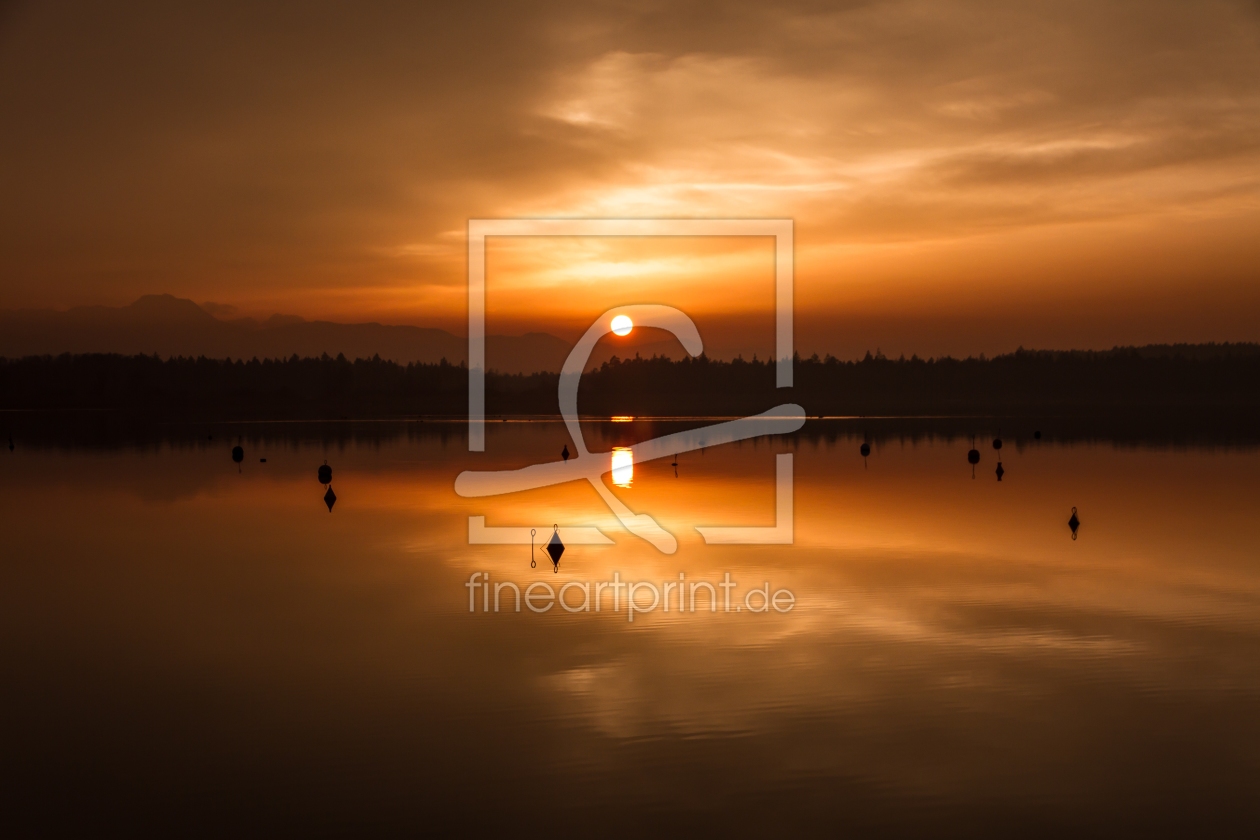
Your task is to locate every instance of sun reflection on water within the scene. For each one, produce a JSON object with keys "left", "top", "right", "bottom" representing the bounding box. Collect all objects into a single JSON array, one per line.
[{"left": 611, "top": 446, "right": 634, "bottom": 487}]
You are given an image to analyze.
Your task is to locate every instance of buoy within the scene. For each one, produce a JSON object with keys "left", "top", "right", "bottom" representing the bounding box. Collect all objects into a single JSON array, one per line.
[
  {"left": 259, "top": 458, "right": 267, "bottom": 463},
  {"left": 996, "top": 462, "right": 1005, "bottom": 481},
  {"left": 1034, "top": 430, "right": 1042, "bottom": 440},
  {"left": 319, "top": 461, "right": 334, "bottom": 510},
  {"left": 232, "top": 445, "right": 243, "bottom": 463},
  {"left": 544, "top": 525, "right": 564, "bottom": 572},
  {"left": 860, "top": 443, "right": 871, "bottom": 457},
  {"left": 561, "top": 444, "right": 570, "bottom": 462},
  {"left": 967, "top": 448, "right": 980, "bottom": 465},
  {"left": 1068, "top": 507, "right": 1080, "bottom": 540},
  {"left": 993, "top": 438, "right": 1002, "bottom": 450}
]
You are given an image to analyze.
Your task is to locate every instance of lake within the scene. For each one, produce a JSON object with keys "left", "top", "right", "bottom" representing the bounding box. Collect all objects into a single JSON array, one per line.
[{"left": 3, "top": 417, "right": 1259, "bottom": 836}]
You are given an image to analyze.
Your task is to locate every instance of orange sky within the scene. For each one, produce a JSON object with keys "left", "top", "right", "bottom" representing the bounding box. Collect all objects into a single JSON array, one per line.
[{"left": 1, "top": 0, "right": 1258, "bottom": 358}]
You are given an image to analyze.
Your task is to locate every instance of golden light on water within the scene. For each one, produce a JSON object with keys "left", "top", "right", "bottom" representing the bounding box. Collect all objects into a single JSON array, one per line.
[
  {"left": 610, "top": 415, "right": 635, "bottom": 423},
  {"left": 610, "top": 446, "right": 634, "bottom": 487},
  {"left": 610, "top": 315, "right": 633, "bottom": 336}
]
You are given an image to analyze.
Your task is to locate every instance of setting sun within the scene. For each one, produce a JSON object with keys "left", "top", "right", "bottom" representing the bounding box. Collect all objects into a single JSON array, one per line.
[{"left": 610, "top": 315, "right": 633, "bottom": 336}]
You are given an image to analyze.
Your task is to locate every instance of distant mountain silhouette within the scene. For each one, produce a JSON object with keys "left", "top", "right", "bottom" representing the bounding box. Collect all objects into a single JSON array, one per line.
[{"left": 0, "top": 294, "right": 583, "bottom": 374}]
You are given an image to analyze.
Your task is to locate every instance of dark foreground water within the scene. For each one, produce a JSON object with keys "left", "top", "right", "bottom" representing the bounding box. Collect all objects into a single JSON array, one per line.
[{"left": 3, "top": 418, "right": 1259, "bottom": 837}]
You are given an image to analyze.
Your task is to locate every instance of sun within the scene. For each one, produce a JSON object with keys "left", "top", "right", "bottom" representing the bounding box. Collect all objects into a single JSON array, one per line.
[{"left": 610, "top": 314, "right": 633, "bottom": 336}]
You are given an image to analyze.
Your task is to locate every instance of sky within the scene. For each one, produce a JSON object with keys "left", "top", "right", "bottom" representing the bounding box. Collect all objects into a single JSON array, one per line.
[{"left": 1, "top": 0, "right": 1258, "bottom": 359}]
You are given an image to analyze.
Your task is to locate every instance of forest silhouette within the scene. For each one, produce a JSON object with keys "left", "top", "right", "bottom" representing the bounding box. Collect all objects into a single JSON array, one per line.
[{"left": 2, "top": 343, "right": 1258, "bottom": 420}]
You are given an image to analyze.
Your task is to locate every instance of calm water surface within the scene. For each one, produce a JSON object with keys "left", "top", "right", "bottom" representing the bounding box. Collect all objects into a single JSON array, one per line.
[{"left": 3, "top": 419, "right": 1259, "bottom": 836}]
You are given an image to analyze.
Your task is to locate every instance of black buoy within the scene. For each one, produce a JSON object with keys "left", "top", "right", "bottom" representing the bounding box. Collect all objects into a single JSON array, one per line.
[
  {"left": 992, "top": 438, "right": 1002, "bottom": 450},
  {"left": 561, "top": 444, "right": 570, "bottom": 462},
  {"left": 232, "top": 445, "right": 244, "bottom": 472},
  {"left": 544, "top": 525, "right": 564, "bottom": 573},
  {"left": 967, "top": 448, "right": 980, "bottom": 465},
  {"left": 1068, "top": 507, "right": 1080, "bottom": 540},
  {"left": 996, "top": 462, "right": 1005, "bottom": 481},
  {"left": 1034, "top": 430, "right": 1042, "bottom": 440},
  {"left": 860, "top": 442, "right": 870, "bottom": 457},
  {"left": 319, "top": 461, "right": 334, "bottom": 510},
  {"left": 259, "top": 458, "right": 267, "bottom": 463}
]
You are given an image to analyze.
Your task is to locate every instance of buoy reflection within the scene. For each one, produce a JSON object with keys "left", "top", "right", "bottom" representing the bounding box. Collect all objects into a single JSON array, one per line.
[{"left": 611, "top": 446, "right": 634, "bottom": 488}]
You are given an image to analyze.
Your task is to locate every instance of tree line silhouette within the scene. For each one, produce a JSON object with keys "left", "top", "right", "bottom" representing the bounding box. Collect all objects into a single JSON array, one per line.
[{"left": 1, "top": 344, "right": 1258, "bottom": 419}]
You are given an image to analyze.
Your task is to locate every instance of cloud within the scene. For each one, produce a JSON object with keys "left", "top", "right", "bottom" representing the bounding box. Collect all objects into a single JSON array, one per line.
[{"left": 0, "top": 0, "right": 1257, "bottom": 351}]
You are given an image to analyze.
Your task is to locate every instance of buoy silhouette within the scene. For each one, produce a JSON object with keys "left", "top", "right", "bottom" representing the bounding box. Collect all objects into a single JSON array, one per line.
[
  {"left": 671, "top": 453, "right": 679, "bottom": 477},
  {"left": 996, "top": 462, "right": 1005, "bottom": 481},
  {"left": 1068, "top": 507, "right": 1080, "bottom": 540},
  {"left": 318, "top": 462, "right": 335, "bottom": 511},
  {"left": 1034, "top": 430, "right": 1042, "bottom": 440},
  {"left": 993, "top": 437, "right": 1002, "bottom": 450},
  {"left": 967, "top": 436, "right": 980, "bottom": 478},
  {"left": 543, "top": 525, "right": 564, "bottom": 573},
  {"left": 232, "top": 445, "right": 244, "bottom": 472},
  {"left": 561, "top": 444, "right": 570, "bottom": 462},
  {"left": 860, "top": 442, "right": 870, "bottom": 457}
]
